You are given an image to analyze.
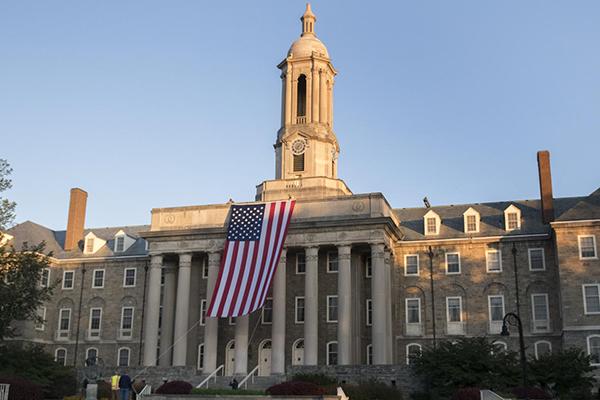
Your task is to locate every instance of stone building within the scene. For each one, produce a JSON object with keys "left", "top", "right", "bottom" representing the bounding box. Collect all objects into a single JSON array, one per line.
[{"left": 4, "top": 4, "right": 600, "bottom": 382}]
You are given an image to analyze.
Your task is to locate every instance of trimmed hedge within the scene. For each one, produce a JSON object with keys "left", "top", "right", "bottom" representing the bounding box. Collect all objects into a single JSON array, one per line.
[
  {"left": 266, "top": 381, "right": 326, "bottom": 396},
  {"left": 451, "top": 387, "right": 480, "bottom": 400},
  {"left": 156, "top": 380, "right": 193, "bottom": 394},
  {"left": 191, "top": 388, "right": 265, "bottom": 395},
  {"left": 342, "top": 381, "right": 404, "bottom": 400},
  {"left": 0, "top": 376, "right": 43, "bottom": 400},
  {"left": 291, "top": 373, "right": 337, "bottom": 386},
  {"left": 512, "top": 387, "right": 552, "bottom": 400}
]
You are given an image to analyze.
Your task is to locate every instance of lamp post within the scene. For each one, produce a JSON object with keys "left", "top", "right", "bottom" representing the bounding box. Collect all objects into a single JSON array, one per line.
[
  {"left": 501, "top": 312, "right": 528, "bottom": 398},
  {"left": 427, "top": 246, "right": 437, "bottom": 349}
]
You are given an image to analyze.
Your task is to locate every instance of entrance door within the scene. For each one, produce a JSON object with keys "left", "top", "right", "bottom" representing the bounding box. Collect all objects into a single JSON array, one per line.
[
  {"left": 225, "top": 341, "right": 235, "bottom": 376},
  {"left": 258, "top": 340, "right": 272, "bottom": 376},
  {"left": 292, "top": 339, "right": 304, "bottom": 366}
]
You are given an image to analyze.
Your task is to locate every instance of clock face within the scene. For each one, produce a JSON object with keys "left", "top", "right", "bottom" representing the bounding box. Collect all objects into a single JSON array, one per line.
[{"left": 291, "top": 138, "right": 307, "bottom": 155}]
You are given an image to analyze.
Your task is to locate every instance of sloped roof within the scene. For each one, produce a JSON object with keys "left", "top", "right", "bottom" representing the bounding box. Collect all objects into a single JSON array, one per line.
[
  {"left": 394, "top": 196, "right": 585, "bottom": 241},
  {"left": 5, "top": 222, "right": 149, "bottom": 259},
  {"left": 555, "top": 188, "right": 600, "bottom": 222}
]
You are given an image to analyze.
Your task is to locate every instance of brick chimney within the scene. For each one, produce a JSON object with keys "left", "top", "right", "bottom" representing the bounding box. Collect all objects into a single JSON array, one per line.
[
  {"left": 64, "top": 188, "right": 88, "bottom": 251},
  {"left": 537, "top": 151, "right": 554, "bottom": 224}
]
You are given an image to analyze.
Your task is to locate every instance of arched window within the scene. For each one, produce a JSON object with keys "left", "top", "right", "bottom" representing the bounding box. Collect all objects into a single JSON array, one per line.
[
  {"left": 366, "top": 344, "right": 373, "bottom": 365},
  {"left": 406, "top": 343, "right": 422, "bottom": 365},
  {"left": 292, "top": 339, "right": 304, "bottom": 366},
  {"left": 55, "top": 348, "right": 67, "bottom": 366},
  {"left": 297, "top": 75, "right": 307, "bottom": 118},
  {"left": 85, "top": 348, "right": 98, "bottom": 366},
  {"left": 326, "top": 341, "right": 338, "bottom": 365},
  {"left": 588, "top": 335, "right": 600, "bottom": 366},
  {"left": 118, "top": 347, "right": 130, "bottom": 367},
  {"left": 534, "top": 341, "right": 551, "bottom": 360},
  {"left": 197, "top": 343, "right": 205, "bottom": 370}
]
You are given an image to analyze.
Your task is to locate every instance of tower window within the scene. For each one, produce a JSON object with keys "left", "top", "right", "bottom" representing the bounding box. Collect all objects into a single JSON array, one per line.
[
  {"left": 297, "top": 75, "right": 307, "bottom": 118},
  {"left": 293, "top": 153, "right": 305, "bottom": 172}
]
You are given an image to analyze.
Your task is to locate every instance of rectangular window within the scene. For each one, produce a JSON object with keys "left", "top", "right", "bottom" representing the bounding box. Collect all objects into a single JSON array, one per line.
[
  {"left": 507, "top": 213, "right": 519, "bottom": 230},
  {"left": 295, "top": 297, "right": 305, "bottom": 323},
  {"left": 229, "top": 317, "right": 236, "bottom": 325},
  {"left": 201, "top": 258, "right": 209, "bottom": 279},
  {"left": 35, "top": 307, "right": 46, "bottom": 331},
  {"left": 583, "top": 284, "right": 600, "bottom": 314},
  {"left": 115, "top": 236, "right": 125, "bottom": 252},
  {"left": 92, "top": 269, "right": 105, "bottom": 288},
  {"left": 446, "top": 297, "right": 462, "bottom": 322},
  {"left": 579, "top": 236, "right": 597, "bottom": 259},
  {"left": 62, "top": 270, "right": 74, "bottom": 289},
  {"left": 262, "top": 297, "right": 273, "bottom": 324},
  {"left": 366, "top": 299, "right": 372, "bottom": 326},
  {"left": 446, "top": 252, "right": 461, "bottom": 274},
  {"left": 528, "top": 248, "right": 546, "bottom": 271},
  {"left": 85, "top": 238, "right": 94, "bottom": 253},
  {"left": 293, "top": 153, "right": 305, "bottom": 172},
  {"left": 532, "top": 294, "right": 550, "bottom": 332},
  {"left": 327, "top": 295, "right": 338, "bottom": 322},
  {"left": 405, "top": 254, "right": 419, "bottom": 276},
  {"left": 406, "top": 298, "right": 421, "bottom": 324},
  {"left": 58, "top": 308, "right": 71, "bottom": 332},
  {"left": 488, "top": 295, "right": 505, "bottom": 322},
  {"left": 365, "top": 256, "right": 372, "bottom": 278},
  {"left": 200, "top": 299, "right": 207, "bottom": 326},
  {"left": 41, "top": 268, "right": 50, "bottom": 288},
  {"left": 123, "top": 268, "right": 136, "bottom": 287},
  {"left": 120, "top": 307, "right": 134, "bottom": 338},
  {"left": 88, "top": 308, "right": 102, "bottom": 338},
  {"left": 296, "top": 253, "right": 306, "bottom": 274},
  {"left": 327, "top": 252, "right": 338, "bottom": 273},
  {"left": 426, "top": 218, "right": 437, "bottom": 234},
  {"left": 466, "top": 214, "right": 478, "bottom": 232},
  {"left": 486, "top": 250, "right": 502, "bottom": 272}
]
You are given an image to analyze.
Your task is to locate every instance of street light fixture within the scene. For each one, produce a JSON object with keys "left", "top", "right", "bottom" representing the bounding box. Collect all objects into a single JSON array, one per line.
[{"left": 501, "top": 312, "right": 529, "bottom": 399}]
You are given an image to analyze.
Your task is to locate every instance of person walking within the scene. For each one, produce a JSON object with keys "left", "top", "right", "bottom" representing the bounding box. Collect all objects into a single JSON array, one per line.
[
  {"left": 118, "top": 371, "right": 132, "bottom": 400},
  {"left": 111, "top": 372, "right": 120, "bottom": 400}
]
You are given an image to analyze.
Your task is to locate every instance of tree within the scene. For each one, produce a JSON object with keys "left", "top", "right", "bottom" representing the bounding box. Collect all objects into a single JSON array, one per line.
[
  {"left": 0, "top": 160, "right": 54, "bottom": 339},
  {"left": 0, "top": 159, "right": 16, "bottom": 230},
  {"left": 411, "top": 338, "right": 521, "bottom": 398},
  {"left": 528, "top": 348, "right": 596, "bottom": 400}
]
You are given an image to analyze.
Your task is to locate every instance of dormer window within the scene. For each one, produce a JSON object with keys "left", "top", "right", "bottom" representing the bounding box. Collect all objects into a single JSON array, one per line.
[
  {"left": 423, "top": 210, "right": 441, "bottom": 236},
  {"left": 504, "top": 205, "right": 521, "bottom": 231},
  {"left": 463, "top": 207, "right": 480, "bottom": 234},
  {"left": 115, "top": 236, "right": 125, "bottom": 253},
  {"left": 85, "top": 238, "right": 95, "bottom": 253}
]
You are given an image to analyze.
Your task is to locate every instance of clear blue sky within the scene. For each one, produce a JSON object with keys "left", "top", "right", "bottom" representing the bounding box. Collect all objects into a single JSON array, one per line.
[{"left": 2, "top": 1, "right": 599, "bottom": 230}]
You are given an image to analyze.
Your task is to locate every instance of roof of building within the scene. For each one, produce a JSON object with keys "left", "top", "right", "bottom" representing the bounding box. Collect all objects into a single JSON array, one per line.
[
  {"left": 555, "top": 188, "right": 600, "bottom": 222},
  {"left": 393, "top": 196, "right": 586, "bottom": 241},
  {"left": 5, "top": 221, "right": 149, "bottom": 259}
]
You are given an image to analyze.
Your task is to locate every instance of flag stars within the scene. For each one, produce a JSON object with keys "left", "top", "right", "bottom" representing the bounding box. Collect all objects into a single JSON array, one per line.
[{"left": 227, "top": 204, "right": 265, "bottom": 241}]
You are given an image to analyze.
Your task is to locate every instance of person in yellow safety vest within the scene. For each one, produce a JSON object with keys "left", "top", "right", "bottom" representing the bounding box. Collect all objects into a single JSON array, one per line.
[{"left": 111, "top": 371, "right": 120, "bottom": 400}]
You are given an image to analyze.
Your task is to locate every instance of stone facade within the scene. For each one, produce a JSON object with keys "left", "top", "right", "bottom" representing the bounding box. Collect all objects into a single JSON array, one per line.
[{"left": 4, "top": 3, "right": 600, "bottom": 387}]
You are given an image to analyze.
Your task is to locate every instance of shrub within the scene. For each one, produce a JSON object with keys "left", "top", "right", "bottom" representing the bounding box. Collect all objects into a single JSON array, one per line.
[
  {"left": 155, "top": 380, "right": 193, "bottom": 394},
  {"left": 410, "top": 392, "right": 432, "bottom": 400},
  {"left": 512, "top": 387, "right": 551, "bottom": 400},
  {"left": 451, "top": 387, "right": 481, "bottom": 400},
  {"left": 0, "top": 376, "right": 43, "bottom": 400},
  {"left": 292, "top": 372, "right": 337, "bottom": 386},
  {"left": 266, "top": 381, "right": 326, "bottom": 396},
  {"left": 96, "top": 380, "right": 112, "bottom": 399},
  {"left": 342, "top": 380, "right": 404, "bottom": 400},
  {"left": 63, "top": 396, "right": 83, "bottom": 400}
]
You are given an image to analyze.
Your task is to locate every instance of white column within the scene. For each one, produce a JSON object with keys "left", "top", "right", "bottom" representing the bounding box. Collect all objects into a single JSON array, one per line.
[
  {"left": 158, "top": 266, "right": 176, "bottom": 366},
  {"left": 304, "top": 246, "right": 319, "bottom": 365},
  {"left": 203, "top": 251, "right": 220, "bottom": 373},
  {"left": 172, "top": 253, "right": 193, "bottom": 366},
  {"left": 143, "top": 255, "right": 163, "bottom": 366},
  {"left": 337, "top": 245, "right": 352, "bottom": 365},
  {"left": 311, "top": 66, "right": 319, "bottom": 122},
  {"left": 319, "top": 71, "right": 326, "bottom": 123},
  {"left": 371, "top": 243, "right": 388, "bottom": 365},
  {"left": 234, "top": 315, "right": 249, "bottom": 375},
  {"left": 285, "top": 69, "right": 292, "bottom": 126},
  {"left": 385, "top": 251, "right": 393, "bottom": 364},
  {"left": 271, "top": 249, "right": 287, "bottom": 374}
]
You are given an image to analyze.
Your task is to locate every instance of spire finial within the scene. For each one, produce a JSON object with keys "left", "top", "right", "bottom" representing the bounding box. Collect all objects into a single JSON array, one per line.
[{"left": 301, "top": 3, "right": 316, "bottom": 36}]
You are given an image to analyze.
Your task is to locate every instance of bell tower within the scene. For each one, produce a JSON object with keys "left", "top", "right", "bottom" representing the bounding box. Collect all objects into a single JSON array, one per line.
[{"left": 256, "top": 4, "right": 352, "bottom": 201}]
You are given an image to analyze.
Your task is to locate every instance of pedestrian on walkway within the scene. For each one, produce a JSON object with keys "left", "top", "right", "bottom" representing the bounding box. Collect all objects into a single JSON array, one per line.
[
  {"left": 119, "top": 370, "right": 133, "bottom": 400},
  {"left": 111, "top": 371, "right": 120, "bottom": 400}
]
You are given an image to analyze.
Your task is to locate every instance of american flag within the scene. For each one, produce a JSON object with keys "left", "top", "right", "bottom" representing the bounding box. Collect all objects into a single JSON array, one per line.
[{"left": 206, "top": 200, "right": 296, "bottom": 318}]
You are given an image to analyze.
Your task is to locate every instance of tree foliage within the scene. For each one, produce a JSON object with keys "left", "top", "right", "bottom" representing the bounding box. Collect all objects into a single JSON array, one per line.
[
  {"left": 411, "top": 338, "right": 521, "bottom": 397},
  {"left": 528, "top": 348, "right": 596, "bottom": 400},
  {"left": 0, "top": 159, "right": 16, "bottom": 230}
]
